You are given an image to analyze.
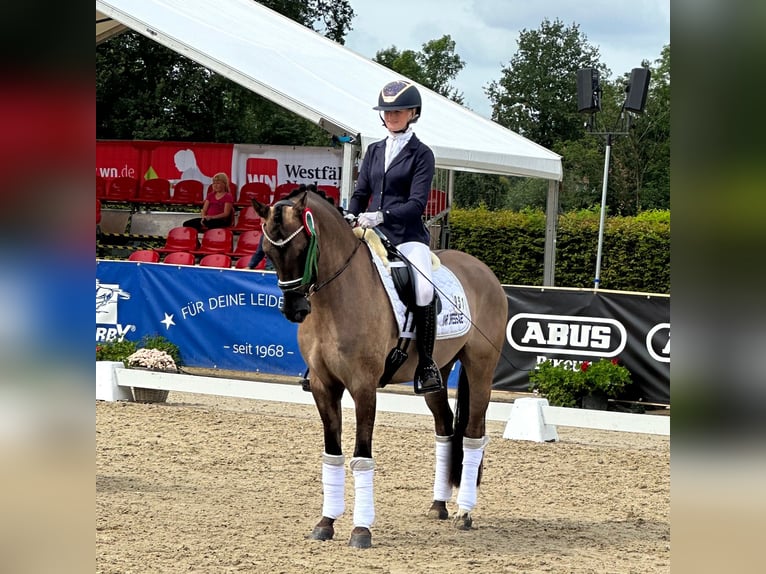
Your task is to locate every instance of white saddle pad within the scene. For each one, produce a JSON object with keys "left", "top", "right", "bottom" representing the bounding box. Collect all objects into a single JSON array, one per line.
[{"left": 364, "top": 241, "right": 471, "bottom": 340}]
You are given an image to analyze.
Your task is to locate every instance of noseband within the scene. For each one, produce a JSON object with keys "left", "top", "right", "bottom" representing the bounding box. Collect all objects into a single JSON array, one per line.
[{"left": 263, "top": 200, "right": 361, "bottom": 297}]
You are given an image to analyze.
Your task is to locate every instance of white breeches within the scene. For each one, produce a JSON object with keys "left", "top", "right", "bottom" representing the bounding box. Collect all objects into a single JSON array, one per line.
[{"left": 397, "top": 241, "right": 434, "bottom": 306}]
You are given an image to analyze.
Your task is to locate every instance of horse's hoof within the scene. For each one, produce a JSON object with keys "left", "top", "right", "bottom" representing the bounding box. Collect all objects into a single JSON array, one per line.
[
  {"left": 309, "top": 517, "right": 335, "bottom": 541},
  {"left": 454, "top": 511, "right": 473, "bottom": 530},
  {"left": 427, "top": 501, "right": 449, "bottom": 520},
  {"left": 348, "top": 527, "right": 372, "bottom": 549}
]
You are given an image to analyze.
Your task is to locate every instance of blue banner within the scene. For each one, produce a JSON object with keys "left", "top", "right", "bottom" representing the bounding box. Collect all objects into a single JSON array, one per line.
[{"left": 96, "top": 261, "right": 306, "bottom": 376}]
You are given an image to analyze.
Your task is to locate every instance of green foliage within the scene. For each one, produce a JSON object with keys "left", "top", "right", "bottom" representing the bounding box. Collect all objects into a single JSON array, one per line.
[
  {"left": 448, "top": 208, "right": 670, "bottom": 293},
  {"left": 96, "top": 334, "right": 182, "bottom": 367},
  {"left": 374, "top": 34, "right": 465, "bottom": 103},
  {"left": 96, "top": 0, "right": 354, "bottom": 145},
  {"left": 528, "top": 358, "right": 632, "bottom": 407},
  {"left": 486, "top": 18, "right": 604, "bottom": 150},
  {"left": 96, "top": 339, "right": 137, "bottom": 362}
]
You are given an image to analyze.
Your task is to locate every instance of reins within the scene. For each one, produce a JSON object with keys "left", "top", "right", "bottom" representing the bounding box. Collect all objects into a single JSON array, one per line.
[{"left": 309, "top": 239, "right": 362, "bottom": 296}]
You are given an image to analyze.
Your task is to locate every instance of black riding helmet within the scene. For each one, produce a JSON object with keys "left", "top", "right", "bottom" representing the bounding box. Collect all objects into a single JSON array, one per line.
[{"left": 373, "top": 80, "right": 422, "bottom": 131}]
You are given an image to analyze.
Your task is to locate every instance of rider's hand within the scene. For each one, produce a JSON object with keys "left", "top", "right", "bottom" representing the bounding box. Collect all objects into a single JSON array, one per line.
[
  {"left": 343, "top": 212, "right": 357, "bottom": 226},
  {"left": 358, "top": 211, "right": 383, "bottom": 229}
]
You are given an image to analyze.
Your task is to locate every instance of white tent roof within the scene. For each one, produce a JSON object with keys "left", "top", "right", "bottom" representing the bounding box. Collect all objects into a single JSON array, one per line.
[{"left": 96, "top": 0, "right": 562, "bottom": 181}]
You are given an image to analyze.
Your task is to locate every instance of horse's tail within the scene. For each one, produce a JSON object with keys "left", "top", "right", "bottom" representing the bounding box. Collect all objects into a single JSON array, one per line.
[{"left": 449, "top": 365, "right": 471, "bottom": 487}]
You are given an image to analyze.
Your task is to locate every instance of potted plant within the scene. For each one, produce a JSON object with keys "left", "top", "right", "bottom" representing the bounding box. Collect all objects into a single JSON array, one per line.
[
  {"left": 96, "top": 335, "right": 182, "bottom": 403},
  {"left": 528, "top": 358, "right": 632, "bottom": 409}
]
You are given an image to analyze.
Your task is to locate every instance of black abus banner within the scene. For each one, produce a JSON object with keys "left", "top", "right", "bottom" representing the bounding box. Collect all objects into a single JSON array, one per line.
[{"left": 494, "top": 286, "right": 670, "bottom": 404}]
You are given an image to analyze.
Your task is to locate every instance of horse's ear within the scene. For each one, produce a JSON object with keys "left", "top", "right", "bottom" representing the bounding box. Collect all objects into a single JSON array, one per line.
[
  {"left": 293, "top": 191, "right": 309, "bottom": 211},
  {"left": 252, "top": 199, "right": 271, "bottom": 219}
]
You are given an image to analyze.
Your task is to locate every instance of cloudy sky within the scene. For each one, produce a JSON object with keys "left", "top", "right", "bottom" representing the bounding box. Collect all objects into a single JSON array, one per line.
[{"left": 344, "top": 0, "right": 670, "bottom": 118}]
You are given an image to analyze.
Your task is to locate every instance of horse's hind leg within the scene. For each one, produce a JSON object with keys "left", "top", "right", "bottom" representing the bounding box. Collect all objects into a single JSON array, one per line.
[
  {"left": 454, "top": 356, "right": 494, "bottom": 529},
  {"left": 424, "top": 367, "right": 455, "bottom": 520}
]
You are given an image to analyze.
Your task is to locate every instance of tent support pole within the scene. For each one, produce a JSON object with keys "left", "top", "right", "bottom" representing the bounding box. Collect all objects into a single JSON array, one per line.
[
  {"left": 340, "top": 142, "right": 356, "bottom": 209},
  {"left": 543, "top": 179, "right": 559, "bottom": 286}
]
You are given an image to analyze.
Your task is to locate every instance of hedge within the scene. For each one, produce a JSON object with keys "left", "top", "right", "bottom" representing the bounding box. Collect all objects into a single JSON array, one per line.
[{"left": 447, "top": 208, "right": 670, "bottom": 294}]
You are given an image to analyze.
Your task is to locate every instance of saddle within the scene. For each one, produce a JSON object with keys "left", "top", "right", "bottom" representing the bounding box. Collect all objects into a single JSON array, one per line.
[{"left": 355, "top": 228, "right": 441, "bottom": 387}]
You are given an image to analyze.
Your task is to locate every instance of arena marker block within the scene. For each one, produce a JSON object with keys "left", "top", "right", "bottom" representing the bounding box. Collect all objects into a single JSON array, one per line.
[
  {"left": 503, "top": 397, "right": 558, "bottom": 442},
  {"left": 96, "top": 361, "right": 134, "bottom": 402}
]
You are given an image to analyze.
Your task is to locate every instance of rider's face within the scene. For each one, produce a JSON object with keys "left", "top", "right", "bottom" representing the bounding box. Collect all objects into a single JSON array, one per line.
[{"left": 383, "top": 109, "right": 414, "bottom": 132}]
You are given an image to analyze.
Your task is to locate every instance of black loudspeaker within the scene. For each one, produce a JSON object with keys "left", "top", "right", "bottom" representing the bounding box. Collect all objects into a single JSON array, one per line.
[
  {"left": 625, "top": 68, "right": 651, "bottom": 113},
  {"left": 576, "top": 68, "right": 600, "bottom": 113}
]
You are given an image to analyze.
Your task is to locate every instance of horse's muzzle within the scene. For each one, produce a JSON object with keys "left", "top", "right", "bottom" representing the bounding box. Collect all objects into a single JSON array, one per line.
[{"left": 281, "top": 293, "right": 311, "bottom": 323}]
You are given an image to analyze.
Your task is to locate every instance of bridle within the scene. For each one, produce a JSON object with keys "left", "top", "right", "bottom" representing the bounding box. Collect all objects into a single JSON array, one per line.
[{"left": 263, "top": 199, "right": 362, "bottom": 298}]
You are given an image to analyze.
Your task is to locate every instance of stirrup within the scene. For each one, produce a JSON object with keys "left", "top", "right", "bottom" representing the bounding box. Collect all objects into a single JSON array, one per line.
[{"left": 413, "top": 363, "right": 443, "bottom": 395}]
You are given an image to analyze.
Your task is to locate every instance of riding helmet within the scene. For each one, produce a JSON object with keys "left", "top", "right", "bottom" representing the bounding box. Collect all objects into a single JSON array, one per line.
[{"left": 373, "top": 80, "right": 422, "bottom": 120}]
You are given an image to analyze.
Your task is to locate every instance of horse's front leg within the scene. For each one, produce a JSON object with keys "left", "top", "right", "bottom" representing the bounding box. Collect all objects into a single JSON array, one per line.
[
  {"left": 424, "top": 381, "right": 454, "bottom": 521},
  {"left": 347, "top": 386, "right": 377, "bottom": 549},
  {"left": 309, "top": 377, "right": 344, "bottom": 542}
]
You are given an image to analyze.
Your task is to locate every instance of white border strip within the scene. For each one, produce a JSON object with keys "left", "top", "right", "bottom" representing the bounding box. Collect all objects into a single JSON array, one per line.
[{"left": 113, "top": 369, "right": 669, "bottom": 436}]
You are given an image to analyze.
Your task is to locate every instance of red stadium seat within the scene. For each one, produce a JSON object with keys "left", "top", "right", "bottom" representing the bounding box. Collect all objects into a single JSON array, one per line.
[
  {"left": 192, "top": 227, "right": 233, "bottom": 256},
  {"left": 162, "top": 251, "right": 196, "bottom": 266},
  {"left": 230, "top": 206, "right": 262, "bottom": 233},
  {"left": 227, "top": 229, "right": 262, "bottom": 258},
  {"left": 199, "top": 253, "right": 232, "bottom": 268},
  {"left": 236, "top": 181, "right": 272, "bottom": 206},
  {"left": 128, "top": 249, "right": 160, "bottom": 263},
  {"left": 155, "top": 226, "right": 199, "bottom": 254},
  {"left": 316, "top": 184, "right": 340, "bottom": 205},
  {"left": 167, "top": 179, "right": 204, "bottom": 205},
  {"left": 425, "top": 188, "right": 448, "bottom": 217},
  {"left": 104, "top": 176, "right": 139, "bottom": 202},
  {"left": 137, "top": 178, "right": 171, "bottom": 205}
]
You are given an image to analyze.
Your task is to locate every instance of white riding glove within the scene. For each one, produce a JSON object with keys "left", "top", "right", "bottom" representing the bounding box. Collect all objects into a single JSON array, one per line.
[
  {"left": 343, "top": 212, "right": 357, "bottom": 226},
  {"left": 358, "top": 211, "right": 384, "bottom": 229}
]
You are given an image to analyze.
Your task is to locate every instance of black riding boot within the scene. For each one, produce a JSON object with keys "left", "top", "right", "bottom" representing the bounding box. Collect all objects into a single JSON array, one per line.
[{"left": 412, "top": 298, "right": 443, "bottom": 395}]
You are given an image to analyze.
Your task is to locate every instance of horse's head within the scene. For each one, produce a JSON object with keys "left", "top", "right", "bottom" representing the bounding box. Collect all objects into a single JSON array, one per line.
[{"left": 253, "top": 187, "right": 317, "bottom": 323}]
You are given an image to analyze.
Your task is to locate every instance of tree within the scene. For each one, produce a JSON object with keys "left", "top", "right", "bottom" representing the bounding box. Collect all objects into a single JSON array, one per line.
[
  {"left": 610, "top": 45, "right": 671, "bottom": 213},
  {"left": 96, "top": 0, "right": 354, "bottom": 144},
  {"left": 374, "top": 35, "right": 465, "bottom": 103},
  {"left": 486, "top": 18, "right": 605, "bottom": 150}
]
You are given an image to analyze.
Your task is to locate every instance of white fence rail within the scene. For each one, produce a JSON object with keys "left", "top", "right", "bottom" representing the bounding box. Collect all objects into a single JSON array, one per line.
[{"left": 105, "top": 367, "right": 670, "bottom": 440}]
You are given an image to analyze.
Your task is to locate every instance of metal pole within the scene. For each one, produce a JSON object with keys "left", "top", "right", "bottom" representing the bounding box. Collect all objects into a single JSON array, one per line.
[
  {"left": 594, "top": 133, "right": 611, "bottom": 290},
  {"left": 543, "top": 179, "right": 559, "bottom": 286}
]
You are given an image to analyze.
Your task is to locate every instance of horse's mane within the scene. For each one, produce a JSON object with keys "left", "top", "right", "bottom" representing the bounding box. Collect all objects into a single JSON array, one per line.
[{"left": 287, "top": 183, "right": 345, "bottom": 222}]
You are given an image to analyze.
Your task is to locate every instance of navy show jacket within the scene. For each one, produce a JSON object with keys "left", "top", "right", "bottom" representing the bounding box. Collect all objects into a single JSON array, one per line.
[{"left": 348, "top": 134, "right": 435, "bottom": 246}]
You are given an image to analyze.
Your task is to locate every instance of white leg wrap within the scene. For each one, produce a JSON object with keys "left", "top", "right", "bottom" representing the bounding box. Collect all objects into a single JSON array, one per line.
[
  {"left": 456, "top": 436, "right": 489, "bottom": 514},
  {"left": 433, "top": 435, "right": 453, "bottom": 502},
  {"left": 321, "top": 453, "right": 345, "bottom": 519},
  {"left": 350, "top": 457, "right": 375, "bottom": 529}
]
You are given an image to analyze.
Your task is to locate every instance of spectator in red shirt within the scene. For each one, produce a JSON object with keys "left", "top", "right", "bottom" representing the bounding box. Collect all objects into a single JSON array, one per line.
[{"left": 183, "top": 172, "right": 234, "bottom": 231}]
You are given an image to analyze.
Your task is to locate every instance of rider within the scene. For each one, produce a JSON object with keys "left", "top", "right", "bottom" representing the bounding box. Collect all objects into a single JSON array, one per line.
[{"left": 348, "top": 80, "right": 443, "bottom": 395}]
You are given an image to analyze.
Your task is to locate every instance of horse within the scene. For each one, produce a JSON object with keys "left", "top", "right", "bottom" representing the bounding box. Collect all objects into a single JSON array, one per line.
[{"left": 252, "top": 187, "right": 508, "bottom": 548}]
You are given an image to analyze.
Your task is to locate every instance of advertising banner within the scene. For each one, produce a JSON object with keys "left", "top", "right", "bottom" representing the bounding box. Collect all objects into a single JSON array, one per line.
[
  {"left": 96, "top": 261, "right": 305, "bottom": 376},
  {"left": 96, "top": 140, "right": 342, "bottom": 191},
  {"left": 495, "top": 286, "right": 670, "bottom": 404},
  {"left": 96, "top": 263, "right": 669, "bottom": 402}
]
